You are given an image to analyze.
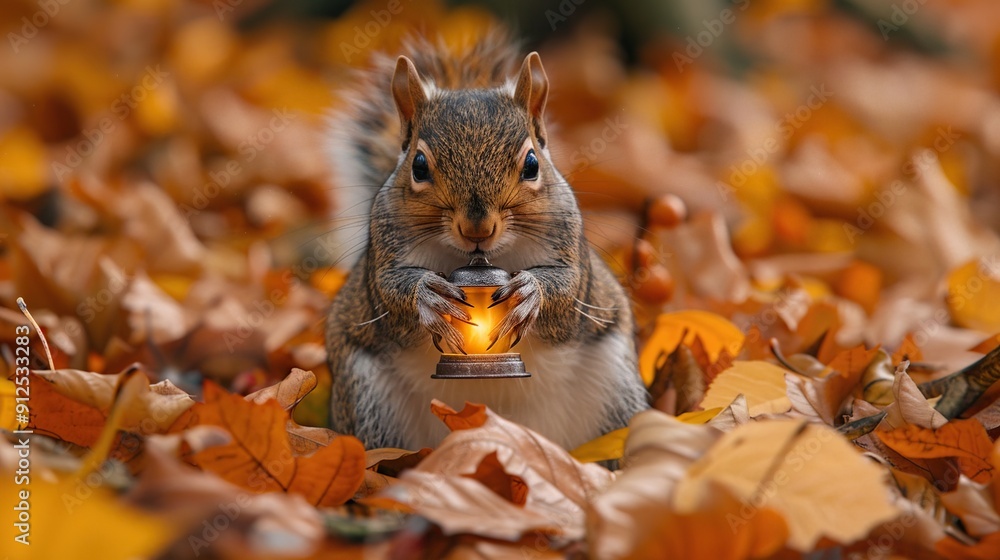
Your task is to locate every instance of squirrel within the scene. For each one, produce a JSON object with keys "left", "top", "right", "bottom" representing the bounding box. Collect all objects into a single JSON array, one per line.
[{"left": 324, "top": 32, "right": 648, "bottom": 451}]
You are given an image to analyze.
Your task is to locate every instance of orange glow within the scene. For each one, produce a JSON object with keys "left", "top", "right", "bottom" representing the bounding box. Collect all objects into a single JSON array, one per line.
[{"left": 454, "top": 286, "right": 510, "bottom": 353}]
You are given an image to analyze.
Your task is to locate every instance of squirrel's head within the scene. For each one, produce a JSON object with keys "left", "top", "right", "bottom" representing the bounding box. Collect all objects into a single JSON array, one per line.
[{"left": 387, "top": 51, "right": 568, "bottom": 259}]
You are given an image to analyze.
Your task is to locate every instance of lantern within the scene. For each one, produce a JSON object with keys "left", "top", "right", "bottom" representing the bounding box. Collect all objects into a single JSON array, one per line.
[{"left": 433, "top": 255, "right": 531, "bottom": 379}]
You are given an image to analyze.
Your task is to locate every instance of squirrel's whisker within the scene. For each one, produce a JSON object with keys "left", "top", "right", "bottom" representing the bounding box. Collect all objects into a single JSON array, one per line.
[
  {"left": 354, "top": 311, "right": 389, "bottom": 327},
  {"left": 574, "top": 298, "right": 618, "bottom": 311}
]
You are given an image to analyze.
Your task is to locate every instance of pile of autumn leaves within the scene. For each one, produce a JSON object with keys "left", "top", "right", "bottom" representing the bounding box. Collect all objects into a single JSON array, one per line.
[{"left": 4, "top": 315, "right": 1000, "bottom": 559}]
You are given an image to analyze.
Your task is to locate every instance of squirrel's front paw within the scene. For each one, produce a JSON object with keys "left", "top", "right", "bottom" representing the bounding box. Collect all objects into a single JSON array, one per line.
[
  {"left": 489, "top": 271, "right": 541, "bottom": 350},
  {"left": 417, "top": 273, "right": 472, "bottom": 354}
]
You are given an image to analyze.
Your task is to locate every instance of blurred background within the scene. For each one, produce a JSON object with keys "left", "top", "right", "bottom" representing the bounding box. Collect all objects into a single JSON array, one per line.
[{"left": 2, "top": 0, "right": 1000, "bottom": 422}]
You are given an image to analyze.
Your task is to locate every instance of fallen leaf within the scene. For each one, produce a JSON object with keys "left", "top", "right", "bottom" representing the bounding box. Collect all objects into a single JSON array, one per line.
[
  {"left": 639, "top": 310, "right": 745, "bottom": 385},
  {"left": 464, "top": 451, "right": 529, "bottom": 506},
  {"left": 935, "top": 531, "right": 1000, "bottom": 560},
  {"left": 177, "top": 381, "right": 365, "bottom": 507},
  {"left": 880, "top": 366, "right": 948, "bottom": 430},
  {"left": 570, "top": 427, "right": 628, "bottom": 464},
  {"left": 0, "top": 442, "right": 174, "bottom": 560},
  {"left": 374, "top": 402, "right": 612, "bottom": 542},
  {"left": 430, "top": 400, "right": 488, "bottom": 430},
  {"left": 860, "top": 349, "right": 897, "bottom": 406},
  {"left": 878, "top": 419, "right": 995, "bottom": 483},
  {"left": 588, "top": 411, "right": 787, "bottom": 559},
  {"left": 940, "top": 477, "right": 1000, "bottom": 537},
  {"left": 676, "top": 419, "right": 900, "bottom": 551},
  {"left": 33, "top": 366, "right": 194, "bottom": 436},
  {"left": 701, "top": 360, "right": 792, "bottom": 416}
]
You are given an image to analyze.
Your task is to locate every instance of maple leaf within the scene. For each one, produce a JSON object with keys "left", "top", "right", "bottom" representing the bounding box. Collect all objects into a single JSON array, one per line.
[
  {"left": 174, "top": 381, "right": 365, "bottom": 507},
  {"left": 878, "top": 419, "right": 995, "bottom": 484}
]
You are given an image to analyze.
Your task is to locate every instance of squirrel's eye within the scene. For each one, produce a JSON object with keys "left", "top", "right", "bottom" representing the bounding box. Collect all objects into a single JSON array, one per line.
[
  {"left": 412, "top": 151, "right": 431, "bottom": 183},
  {"left": 521, "top": 149, "right": 539, "bottom": 181}
]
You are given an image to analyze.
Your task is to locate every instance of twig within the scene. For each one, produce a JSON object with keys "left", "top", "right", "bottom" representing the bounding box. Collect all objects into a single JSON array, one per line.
[
  {"left": 836, "top": 411, "right": 886, "bottom": 440},
  {"left": 16, "top": 297, "right": 54, "bottom": 370},
  {"left": 919, "top": 345, "right": 1000, "bottom": 419}
]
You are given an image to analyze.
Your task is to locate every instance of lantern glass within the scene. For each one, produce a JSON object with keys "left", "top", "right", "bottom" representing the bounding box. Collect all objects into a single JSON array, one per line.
[
  {"left": 433, "top": 254, "right": 530, "bottom": 379},
  {"left": 453, "top": 285, "right": 509, "bottom": 354}
]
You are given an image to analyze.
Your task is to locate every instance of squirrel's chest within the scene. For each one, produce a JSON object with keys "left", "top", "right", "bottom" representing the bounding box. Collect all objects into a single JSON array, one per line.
[{"left": 375, "top": 332, "right": 632, "bottom": 450}]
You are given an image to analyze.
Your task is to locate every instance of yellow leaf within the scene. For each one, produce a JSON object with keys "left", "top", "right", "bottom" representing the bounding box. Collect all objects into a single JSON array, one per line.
[
  {"left": 639, "top": 311, "right": 745, "bottom": 385},
  {"left": 676, "top": 407, "right": 723, "bottom": 424},
  {"left": 589, "top": 411, "right": 787, "bottom": 560},
  {"left": 571, "top": 427, "right": 628, "bottom": 463},
  {"left": 0, "top": 377, "right": 16, "bottom": 431},
  {"left": 948, "top": 258, "right": 1000, "bottom": 333},
  {"left": 702, "top": 361, "right": 792, "bottom": 416},
  {"left": 0, "top": 126, "right": 48, "bottom": 199},
  {"left": 1, "top": 453, "right": 173, "bottom": 559},
  {"left": 675, "top": 420, "right": 900, "bottom": 551}
]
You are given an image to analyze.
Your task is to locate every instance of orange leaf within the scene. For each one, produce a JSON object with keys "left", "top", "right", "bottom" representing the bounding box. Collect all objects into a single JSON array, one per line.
[
  {"left": 187, "top": 381, "right": 365, "bottom": 507},
  {"left": 969, "top": 334, "right": 1000, "bottom": 355},
  {"left": 826, "top": 344, "right": 880, "bottom": 379},
  {"left": 22, "top": 372, "right": 107, "bottom": 447},
  {"left": 246, "top": 367, "right": 317, "bottom": 411},
  {"left": 463, "top": 451, "right": 528, "bottom": 506},
  {"left": 893, "top": 333, "right": 925, "bottom": 365},
  {"left": 935, "top": 532, "right": 1000, "bottom": 560},
  {"left": 430, "top": 400, "right": 488, "bottom": 431},
  {"left": 877, "top": 419, "right": 995, "bottom": 483}
]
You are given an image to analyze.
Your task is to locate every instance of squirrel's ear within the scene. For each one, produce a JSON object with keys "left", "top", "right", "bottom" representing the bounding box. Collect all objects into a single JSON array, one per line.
[
  {"left": 514, "top": 52, "right": 549, "bottom": 145},
  {"left": 391, "top": 55, "right": 426, "bottom": 148}
]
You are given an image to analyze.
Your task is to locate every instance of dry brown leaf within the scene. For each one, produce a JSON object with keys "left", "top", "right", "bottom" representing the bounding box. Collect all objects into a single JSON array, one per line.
[
  {"left": 128, "top": 436, "right": 325, "bottom": 558},
  {"left": 246, "top": 367, "right": 317, "bottom": 410},
  {"left": 707, "top": 393, "right": 751, "bottom": 431},
  {"left": 880, "top": 367, "right": 948, "bottom": 430},
  {"left": 175, "top": 381, "right": 365, "bottom": 507},
  {"left": 375, "top": 401, "right": 612, "bottom": 542},
  {"left": 860, "top": 349, "right": 897, "bottom": 406},
  {"left": 463, "top": 451, "right": 529, "bottom": 506},
  {"left": 941, "top": 477, "right": 1000, "bottom": 538}
]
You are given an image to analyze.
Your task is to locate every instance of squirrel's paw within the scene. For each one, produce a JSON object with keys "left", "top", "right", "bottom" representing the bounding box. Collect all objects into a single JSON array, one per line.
[
  {"left": 417, "top": 273, "right": 472, "bottom": 354},
  {"left": 488, "top": 271, "right": 541, "bottom": 350}
]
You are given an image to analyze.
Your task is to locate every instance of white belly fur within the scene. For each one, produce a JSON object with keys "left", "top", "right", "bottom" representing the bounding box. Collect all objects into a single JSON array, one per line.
[{"left": 377, "top": 331, "right": 632, "bottom": 450}]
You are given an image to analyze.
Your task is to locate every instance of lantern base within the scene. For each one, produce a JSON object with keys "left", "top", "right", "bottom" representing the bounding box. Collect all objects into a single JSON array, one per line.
[{"left": 432, "top": 353, "right": 531, "bottom": 379}]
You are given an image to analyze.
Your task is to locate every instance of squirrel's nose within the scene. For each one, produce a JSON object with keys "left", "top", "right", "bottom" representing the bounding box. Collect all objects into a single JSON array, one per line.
[{"left": 459, "top": 222, "right": 496, "bottom": 244}]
